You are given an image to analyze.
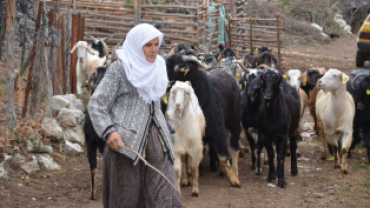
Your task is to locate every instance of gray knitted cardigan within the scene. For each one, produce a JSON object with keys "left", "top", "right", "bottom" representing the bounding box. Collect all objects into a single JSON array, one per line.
[{"left": 87, "top": 61, "right": 174, "bottom": 165}]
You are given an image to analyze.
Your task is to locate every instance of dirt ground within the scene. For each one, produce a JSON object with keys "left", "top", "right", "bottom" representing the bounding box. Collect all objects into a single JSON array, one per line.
[{"left": 1, "top": 36, "right": 370, "bottom": 208}]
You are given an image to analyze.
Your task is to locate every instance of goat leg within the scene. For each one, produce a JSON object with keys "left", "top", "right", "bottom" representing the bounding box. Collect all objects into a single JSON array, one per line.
[{"left": 276, "top": 135, "right": 287, "bottom": 188}]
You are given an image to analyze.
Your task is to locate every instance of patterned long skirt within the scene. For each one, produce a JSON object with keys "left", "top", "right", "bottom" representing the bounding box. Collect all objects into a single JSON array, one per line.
[{"left": 102, "top": 122, "right": 182, "bottom": 208}]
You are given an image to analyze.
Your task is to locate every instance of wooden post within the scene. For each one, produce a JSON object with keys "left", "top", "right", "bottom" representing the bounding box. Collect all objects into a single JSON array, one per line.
[
  {"left": 60, "top": 15, "right": 67, "bottom": 94},
  {"left": 79, "top": 14, "right": 85, "bottom": 41},
  {"left": 5, "top": 0, "right": 16, "bottom": 141},
  {"left": 70, "top": 13, "right": 79, "bottom": 95},
  {"left": 134, "top": 0, "right": 139, "bottom": 25},
  {"left": 22, "top": 1, "right": 44, "bottom": 118},
  {"left": 30, "top": 3, "right": 47, "bottom": 119},
  {"left": 249, "top": 17, "right": 253, "bottom": 53},
  {"left": 197, "top": 0, "right": 202, "bottom": 52},
  {"left": 276, "top": 15, "right": 281, "bottom": 69}
]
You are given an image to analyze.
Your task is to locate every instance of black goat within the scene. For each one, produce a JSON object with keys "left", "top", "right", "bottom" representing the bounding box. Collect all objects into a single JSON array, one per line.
[
  {"left": 166, "top": 55, "right": 241, "bottom": 187},
  {"left": 257, "top": 51, "right": 281, "bottom": 73},
  {"left": 244, "top": 53, "right": 259, "bottom": 68},
  {"left": 84, "top": 66, "right": 107, "bottom": 200},
  {"left": 346, "top": 74, "right": 370, "bottom": 162},
  {"left": 87, "top": 34, "right": 111, "bottom": 58},
  {"left": 253, "top": 69, "right": 300, "bottom": 188},
  {"left": 301, "top": 69, "right": 324, "bottom": 98},
  {"left": 240, "top": 69, "right": 264, "bottom": 169},
  {"left": 168, "top": 43, "right": 197, "bottom": 57},
  {"left": 198, "top": 53, "right": 217, "bottom": 68}
]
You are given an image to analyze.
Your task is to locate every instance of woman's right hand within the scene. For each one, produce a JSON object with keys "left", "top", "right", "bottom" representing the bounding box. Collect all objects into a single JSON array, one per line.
[{"left": 107, "top": 131, "right": 125, "bottom": 150}]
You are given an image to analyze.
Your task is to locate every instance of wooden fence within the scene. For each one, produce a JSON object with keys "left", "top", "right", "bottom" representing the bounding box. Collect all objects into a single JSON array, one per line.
[{"left": 228, "top": 15, "right": 283, "bottom": 66}]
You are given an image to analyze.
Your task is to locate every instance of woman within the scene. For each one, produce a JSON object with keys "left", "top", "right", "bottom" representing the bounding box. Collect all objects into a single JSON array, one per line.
[
  {"left": 207, "top": 0, "right": 229, "bottom": 46},
  {"left": 87, "top": 23, "right": 182, "bottom": 208}
]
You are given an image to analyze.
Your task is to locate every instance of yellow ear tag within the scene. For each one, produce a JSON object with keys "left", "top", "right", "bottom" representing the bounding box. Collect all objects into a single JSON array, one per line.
[
  {"left": 256, "top": 62, "right": 258, "bottom": 66},
  {"left": 277, "top": 62, "right": 279, "bottom": 66},
  {"left": 283, "top": 74, "right": 287, "bottom": 79},
  {"left": 184, "top": 68, "right": 190, "bottom": 76},
  {"left": 237, "top": 74, "right": 240, "bottom": 77},
  {"left": 367, "top": 89, "right": 370, "bottom": 95},
  {"left": 303, "top": 77, "right": 307, "bottom": 82},
  {"left": 239, "top": 84, "right": 242, "bottom": 90},
  {"left": 217, "top": 56, "right": 220, "bottom": 60},
  {"left": 164, "top": 96, "right": 168, "bottom": 104},
  {"left": 343, "top": 77, "right": 348, "bottom": 83},
  {"left": 86, "top": 80, "right": 88, "bottom": 84}
]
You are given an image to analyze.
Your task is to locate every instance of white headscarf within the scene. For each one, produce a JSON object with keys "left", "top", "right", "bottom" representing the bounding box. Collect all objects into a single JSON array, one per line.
[{"left": 116, "top": 23, "right": 168, "bottom": 104}]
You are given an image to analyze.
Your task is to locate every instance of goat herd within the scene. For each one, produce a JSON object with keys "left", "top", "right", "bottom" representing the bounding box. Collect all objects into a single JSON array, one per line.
[{"left": 70, "top": 37, "right": 370, "bottom": 200}]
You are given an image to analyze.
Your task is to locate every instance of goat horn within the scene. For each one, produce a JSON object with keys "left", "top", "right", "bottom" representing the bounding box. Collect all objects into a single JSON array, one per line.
[
  {"left": 167, "top": 45, "right": 178, "bottom": 57},
  {"left": 100, "top": 39, "right": 110, "bottom": 57},
  {"left": 182, "top": 55, "right": 209, "bottom": 71},
  {"left": 351, "top": 73, "right": 369, "bottom": 89},
  {"left": 101, "top": 34, "right": 114, "bottom": 41},
  {"left": 232, "top": 59, "right": 248, "bottom": 72},
  {"left": 69, "top": 43, "right": 78, "bottom": 54},
  {"left": 86, "top": 34, "right": 97, "bottom": 41},
  {"left": 85, "top": 72, "right": 97, "bottom": 87}
]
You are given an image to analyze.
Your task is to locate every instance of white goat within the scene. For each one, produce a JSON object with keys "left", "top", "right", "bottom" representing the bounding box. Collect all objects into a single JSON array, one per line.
[
  {"left": 285, "top": 69, "right": 309, "bottom": 116},
  {"left": 166, "top": 81, "right": 206, "bottom": 197},
  {"left": 70, "top": 41, "right": 105, "bottom": 95},
  {"left": 316, "top": 69, "right": 355, "bottom": 174}
]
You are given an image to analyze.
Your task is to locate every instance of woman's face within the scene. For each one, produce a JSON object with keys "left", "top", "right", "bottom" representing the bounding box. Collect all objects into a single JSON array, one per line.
[{"left": 142, "top": 37, "right": 160, "bottom": 63}]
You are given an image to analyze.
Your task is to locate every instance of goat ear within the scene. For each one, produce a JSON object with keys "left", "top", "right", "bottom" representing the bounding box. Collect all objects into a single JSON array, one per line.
[
  {"left": 166, "top": 93, "right": 175, "bottom": 116},
  {"left": 301, "top": 72, "right": 308, "bottom": 86},
  {"left": 185, "top": 81, "right": 192, "bottom": 87},
  {"left": 342, "top": 73, "right": 349, "bottom": 84},
  {"left": 190, "top": 90, "right": 202, "bottom": 116}
]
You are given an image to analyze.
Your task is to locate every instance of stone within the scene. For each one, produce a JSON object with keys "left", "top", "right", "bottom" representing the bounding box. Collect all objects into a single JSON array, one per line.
[
  {"left": 0, "top": 154, "right": 13, "bottom": 169},
  {"left": 20, "top": 160, "right": 40, "bottom": 175},
  {"left": 52, "top": 96, "right": 71, "bottom": 113},
  {"left": 64, "top": 128, "right": 85, "bottom": 146},
  {"left": 0, "top": 162, "right": 8, "bottom": 180},
  {"left": 42, "top": 117, "right": 65, "bottom": 143},
  {"left": 71, "top": 99, "right": 85, "bottom": 112},
  {"left": 58, "top": 108, "right": 77, "bottom": 127},
  {"left": 36, "top": 154, "right": 61, "bottom": 171},
  {"left": 27, "top": 134, "right": 53, "bottom": 155},
  {"left": 13, "top": 153, "right": 26, "bottom": 166},
  {"left": 63, "top": 141, "right": 84, "bottom": 155}
]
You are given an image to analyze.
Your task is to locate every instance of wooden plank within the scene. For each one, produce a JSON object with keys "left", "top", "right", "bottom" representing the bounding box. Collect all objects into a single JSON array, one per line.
[
  {"left": 141, "top": 5, "right": 198, "bottom": 9},
  {"left": 141, "top": 19, "right": 197, "bottom": 27},
  {"left": 84, "top": 13, "right": 134, "bottom": 21},
  {"left": 85, "top": 19, "right": 135, "bottom": 27}
]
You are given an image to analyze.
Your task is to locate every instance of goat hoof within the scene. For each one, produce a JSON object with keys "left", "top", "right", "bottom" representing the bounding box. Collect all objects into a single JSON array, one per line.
[
  {"left": 229, "top": 179, "right": 241, "bottom": 187},
  {"left": 267, "top": 173, "right": 276, "bottom": 182},
  {"left": 286, "top": 152, "right": 291, "bottom": 157},
  {"left": 192, "top": 192, "right": 199, "bottom": 197},
  {"left": 251, "top": 164, "right": 256, "bottom": 170},
  {"left": 341, "top": 168, "right": 349, "bottom": 174},
  {"left": 321, "top": 152, "right": 327, "bottom": 161},
  {"left": 255, "top": 168, "right": 261, "bottom": 175},
  {"left": 210, "top": 163, "right": 218, "bottom": 172},
  {"left": 291, "top": 168, "right": 298, "bottom": 175},
  {"left": 334, "top": 163, "right": 341, "bottom": 169},
  {"left": 89, "top": 193, "right": 97, "bottom": 200},
  {"left": 277, "top": 178, "right": 287, "bottom": 188},
  {"left": 296, "top": 151, "right": 301, "bottom": 157},
  {"left": 192, "top": 187, "right": 199, "bottom": 197}
]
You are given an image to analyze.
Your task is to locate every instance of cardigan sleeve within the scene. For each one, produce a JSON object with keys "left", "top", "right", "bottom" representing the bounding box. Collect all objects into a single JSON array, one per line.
[{"left": 87, "top": 63, "right": 121, "bottom": 140}]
